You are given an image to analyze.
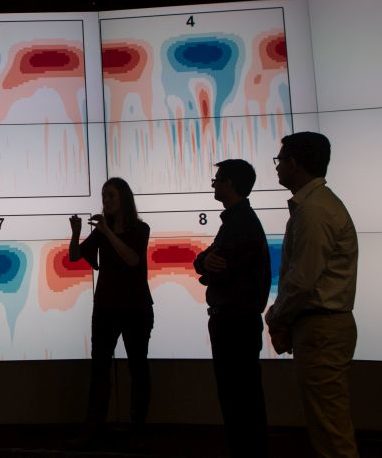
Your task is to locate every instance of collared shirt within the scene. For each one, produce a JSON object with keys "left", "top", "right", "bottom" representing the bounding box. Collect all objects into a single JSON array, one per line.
[
  {"left": 194, "top": 198, "right": 271, "bottom": 312},
  {"left": 271, "top": 177, "right": 358, "bottom": 325}
]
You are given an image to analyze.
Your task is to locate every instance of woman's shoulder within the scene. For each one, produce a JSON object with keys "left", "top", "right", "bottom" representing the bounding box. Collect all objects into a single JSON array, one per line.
[
  {"left": 137, "top": 219, "right": 150, "bottom": 231},
  {"left": 138, "top": 219, "right": 149, "bottom": 227},
  {"left": 127, "top": 219, "right": 150, "bottom": 236}
]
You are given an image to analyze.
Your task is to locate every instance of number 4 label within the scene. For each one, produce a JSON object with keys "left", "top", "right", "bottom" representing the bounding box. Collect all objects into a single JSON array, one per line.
[{"left": 187, "top": 15, "right": 195, "bottom": 27}]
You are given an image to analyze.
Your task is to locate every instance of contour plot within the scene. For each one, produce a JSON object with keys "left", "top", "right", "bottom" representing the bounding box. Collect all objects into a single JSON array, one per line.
[
  {"left": 148, "top": 234, "right": 282, "bottom": 300},
  {"left": 161, "top": 34, "right": 244, "bottom": 156},
  {"left": 0, "top": 241, "right": 93, "bottom": 360},
  {"left": 102, "top": 7, "right": 292, "bottom": 193},
  {"left": 144, "top": 234, "right": 212, "bottom": 358},
  {"left": 0, "top": 215, "right": 93, "bottom": 360},
  {"left": 102, "top": 40, "right": 154, "bottom": 169},
  {"left": 0, "top": 21, "right": 89, "bottom": 197},
  {"left": 135, "top": 233, "right": 283, "bottom": 358},
  {"left": 0, "top": 243, "right": 32, "bottom": 341},
  {"left": 244, "top": 30, "right": 291, "bottom": 184}
]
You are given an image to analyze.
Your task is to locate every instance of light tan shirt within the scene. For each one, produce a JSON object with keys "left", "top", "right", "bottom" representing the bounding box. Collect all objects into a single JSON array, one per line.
[{"left": 272, "top": 177, "right": 358, "bottom": 325}]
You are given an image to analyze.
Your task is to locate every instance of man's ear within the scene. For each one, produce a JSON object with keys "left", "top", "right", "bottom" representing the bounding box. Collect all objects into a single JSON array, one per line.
[
  {"left": 226, "top": 178, "right": 239, "bottom": 196},
  {"left": 289, "top": 157, "right": 299, "bottom": 171}
]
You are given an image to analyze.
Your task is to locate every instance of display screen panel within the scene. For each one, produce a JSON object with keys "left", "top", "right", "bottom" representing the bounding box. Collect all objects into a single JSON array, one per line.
[{"left": 0, "top": 0, "right": 380, "bottom": 360}]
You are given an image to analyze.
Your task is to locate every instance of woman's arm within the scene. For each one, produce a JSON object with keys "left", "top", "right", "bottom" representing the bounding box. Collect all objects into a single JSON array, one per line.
[
  {"left": 105, "top": 229, "right": 140, "bottom": 266},
  {"left": 89, "top": 214, "right": 141, "bottom": 266}
]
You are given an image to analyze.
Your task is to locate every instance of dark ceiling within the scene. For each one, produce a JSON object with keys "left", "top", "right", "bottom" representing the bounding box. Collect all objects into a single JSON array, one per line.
[{"left": 0, "top": 0, "right": 248, "bottom": 14}]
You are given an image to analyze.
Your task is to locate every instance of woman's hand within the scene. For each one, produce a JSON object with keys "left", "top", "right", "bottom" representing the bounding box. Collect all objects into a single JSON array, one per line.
[
  {"left": 69, "top": 214, "right": 82, "bottom": 237},
  {"left": 88, "top": 214, "right": 110, "bottom": 235}
]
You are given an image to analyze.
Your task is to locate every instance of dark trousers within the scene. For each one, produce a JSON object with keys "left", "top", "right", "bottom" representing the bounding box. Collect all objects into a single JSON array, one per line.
[
  {"left": 87, "top": 306, "right": 154, "bottom": 426},
  {"left": 208, "top": 310, "right": 268, "bottom": 458}
]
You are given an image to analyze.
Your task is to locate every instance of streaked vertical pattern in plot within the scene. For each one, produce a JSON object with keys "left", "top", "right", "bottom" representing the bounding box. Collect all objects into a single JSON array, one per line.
[
  {"left": 160, "top": 34, "right": 244, "bottom": 187},
  {"left": 163, "top": 34, "right": 243, "bottom": 151},
  {"left": 102, "top": 40, "right": 154, "bottom": 168},
  {"left": 0, "top": 243, "right": 32, "bottom": 339},
  {"left": 103, "top": 18, "right": 292, "bottom": 193}
]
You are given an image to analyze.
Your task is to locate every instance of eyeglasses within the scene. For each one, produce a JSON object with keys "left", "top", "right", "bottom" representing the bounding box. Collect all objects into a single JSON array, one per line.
[
  {"left": 273, "top": 156, "right": 290, "bottom": 166},
  {"left": 211, "top": 178, "right": 224, "bottom": 185}
]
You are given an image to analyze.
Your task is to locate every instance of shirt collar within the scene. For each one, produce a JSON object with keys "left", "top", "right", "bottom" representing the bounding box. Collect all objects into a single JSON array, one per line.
[
  {"left": 287, "top": 177, "right": 326, "bottom": 215},
  {"left": 220, "top": 198, "right": 250, "bottom": 222}
]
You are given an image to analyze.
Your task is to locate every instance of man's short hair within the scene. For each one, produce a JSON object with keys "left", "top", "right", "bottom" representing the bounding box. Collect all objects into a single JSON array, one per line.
[
  {"left": 216, "top": 159, "right": 256, "bottom": 197},
  {"left": 281, "top": 131, "right": 331, "bottom": 177}
]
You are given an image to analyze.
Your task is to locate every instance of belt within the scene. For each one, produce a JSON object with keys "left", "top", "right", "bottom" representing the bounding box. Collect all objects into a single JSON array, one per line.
[{"left": 207, "top": 306, "right": 258, "bottom": 316}]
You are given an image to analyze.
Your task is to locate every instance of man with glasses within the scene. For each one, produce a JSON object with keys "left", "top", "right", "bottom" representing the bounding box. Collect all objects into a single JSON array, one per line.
[
  {"left": 194, "top": 159, "right": 271, "bottom": 458},
  {"left": 266, "top": 132, "right": 359, "bottom": 458}
]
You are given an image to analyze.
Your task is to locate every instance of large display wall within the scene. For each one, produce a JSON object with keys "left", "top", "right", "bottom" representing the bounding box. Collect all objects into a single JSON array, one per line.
[{"left": 0, "top": 0, "right": 380, "bottom": 360}]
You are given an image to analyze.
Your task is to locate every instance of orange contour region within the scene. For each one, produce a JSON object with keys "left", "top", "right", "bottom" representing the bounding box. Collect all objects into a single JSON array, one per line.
[
  {"left": 245, "top": 29, "right": 288, "bottom": 133},
  {"left": 102, "top": 40, "right": 154, "bottom": 163},
  {"left": 39, "top": 242, "right": 92, "bottom": 312},
  {"left": 102, "top": 42, "right": 148, "bottom": 82},
  {"left": 148, "top": 238, "right": 209, "bottom": 303},
  {"left": 259, "top": 33, "right": 287, "bottom": 70},
  {"left": 2, "top": 44, "right": 84, "bottom": 89},
  {"left": 0, "top": 40, "right": 86, "bottom": 161},
  {"left": 194, "top": 81, "right": 216, "bottom": 160}
]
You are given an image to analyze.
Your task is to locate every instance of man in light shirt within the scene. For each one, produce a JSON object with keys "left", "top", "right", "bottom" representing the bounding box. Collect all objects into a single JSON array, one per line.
[{"left": 266, "top": 132, "right": 359, "bottom": 458}]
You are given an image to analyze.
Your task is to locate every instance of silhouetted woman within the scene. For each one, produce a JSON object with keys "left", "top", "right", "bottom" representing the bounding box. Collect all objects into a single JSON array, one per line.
[{"left": 69, "top": 177, "right": 153, "bottom": 439}]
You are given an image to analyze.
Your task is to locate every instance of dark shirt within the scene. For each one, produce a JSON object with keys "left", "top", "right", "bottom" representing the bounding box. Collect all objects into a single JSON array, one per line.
[
  {"left": 79, "top": 220, "right": 153, "bottom": 310},
  {"left": 194, "top": 198, "right": 271, "bottom": 312}
]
